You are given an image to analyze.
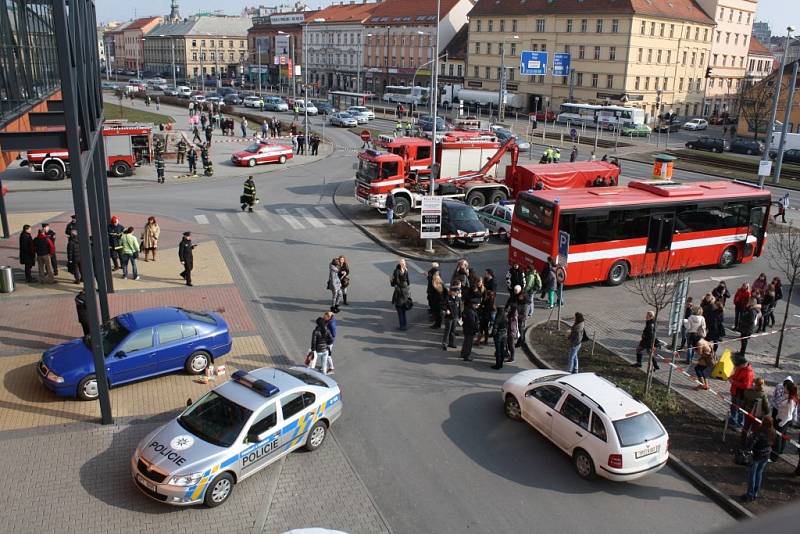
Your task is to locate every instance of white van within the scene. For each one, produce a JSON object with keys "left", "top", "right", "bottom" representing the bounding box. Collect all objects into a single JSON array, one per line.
[
  {"left": 176, "top": 86, "right": 192, "bottom": 98},
  {"left": 771, "top": 131, "right": 800, "bottom": 151}
]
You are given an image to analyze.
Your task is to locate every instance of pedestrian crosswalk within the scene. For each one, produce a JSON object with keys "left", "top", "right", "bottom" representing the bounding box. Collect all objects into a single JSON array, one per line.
[{"left": 194, "top": 205, "right": 349, "bottom": 234}]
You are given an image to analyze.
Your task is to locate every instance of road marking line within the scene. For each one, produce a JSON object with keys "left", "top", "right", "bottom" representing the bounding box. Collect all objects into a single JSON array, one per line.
[
  {"left": 253, "top": 209, "right": 282, "bottom": 232},
  {"left": 194, "top": 214, "right": 209, "bottom": 224},
  {"left": 296, "top": 207, "right": 326, "bottom": 228},
  {"left": 236, "top": 212, "right": 261, "bottom": 233},
  {"left": 275, "top": 208, "right": 305, "bottom": 230},
  {"left": 314, "top": 206, "right": 347, "bottom": 225},
  {"left": 407, "top": 260, "right": 426, "bottom": 274},
  {"left": 215, "top": 213, "right": 238, "bottom": 233}
]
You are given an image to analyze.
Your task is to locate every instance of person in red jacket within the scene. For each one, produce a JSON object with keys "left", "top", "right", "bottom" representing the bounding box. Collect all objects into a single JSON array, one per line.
[
  {"left": 733, "top": 283, "right": 751, "bottom": 331},
  {"left": 728, "top": 354, "right": 754, "bottom": 429}
]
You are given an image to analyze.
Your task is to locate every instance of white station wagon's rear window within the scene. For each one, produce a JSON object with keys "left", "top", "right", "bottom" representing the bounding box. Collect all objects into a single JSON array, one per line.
[{"left": 613, "top": 412, "right": 664, "bottom": 447}]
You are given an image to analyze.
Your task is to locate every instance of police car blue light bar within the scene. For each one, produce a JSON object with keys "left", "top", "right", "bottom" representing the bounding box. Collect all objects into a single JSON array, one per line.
[{"left": 231, "top": 370, "right": 279, "bottom": 397}]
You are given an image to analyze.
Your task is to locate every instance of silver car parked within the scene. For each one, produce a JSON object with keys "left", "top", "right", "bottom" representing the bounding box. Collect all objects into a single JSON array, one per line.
[{"left": 131, "top": 367, "right": 342, "bottom": 507}]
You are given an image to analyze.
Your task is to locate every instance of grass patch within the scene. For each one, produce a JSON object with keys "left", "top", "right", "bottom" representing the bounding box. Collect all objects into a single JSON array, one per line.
[
  {"left": 527, "top": 322, "right": 800, "bottom": 514},
  {"left": 104, "top": 103, "right": 175, "bottom": 125}
]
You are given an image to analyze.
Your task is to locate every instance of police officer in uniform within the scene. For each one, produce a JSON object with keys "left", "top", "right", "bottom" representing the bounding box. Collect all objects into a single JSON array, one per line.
[
  {"left": 176, "top": 139, "right": 187, "bottom": 164},
  {"left": 178, "top": 231, "right": 195, "bottom": 286},
  {"left": 155, "top": 153, "right": 165, "bottom": 183},
  {"left": 75, "top": 290, "right": 89, "bottom": 335},
  {"left": 241, "top": 176, "right": 257, "bottom": 212}
]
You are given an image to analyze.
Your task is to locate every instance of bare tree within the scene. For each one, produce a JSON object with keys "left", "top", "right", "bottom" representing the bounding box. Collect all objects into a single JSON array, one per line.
[
  {"left": 739, "top": 76, "right": 777, "bottom": 140},
  {"left": 626, "top": 257, "right": 688, "bottom": 396},
  {"left": 768, "top": 223, "right": 800, "bottom": 367}
]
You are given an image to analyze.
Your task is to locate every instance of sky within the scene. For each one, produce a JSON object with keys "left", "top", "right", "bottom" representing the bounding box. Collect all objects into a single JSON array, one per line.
[{"left": 97, "top": 0, "right": 798, "bottom": 33}]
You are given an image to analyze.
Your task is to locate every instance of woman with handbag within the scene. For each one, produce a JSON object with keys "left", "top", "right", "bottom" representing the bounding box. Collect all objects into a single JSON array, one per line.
[
  {"left": 682, "top": 306, "right": 706, "bottom": 364},
  {"left": 390, "top": 259, "right": 411, "bottom": 331},
  {"left": 741, "top": 416, "right": 774, "bottom": 503},
  {"left": 337, "top": 255, "right": 351, "bottom": 306},
  {"left": 693, "top": 339, "right": 716, "bottom": 390},
  {"left": 772, "top": 381, "right": 797, "bottom": 460}
]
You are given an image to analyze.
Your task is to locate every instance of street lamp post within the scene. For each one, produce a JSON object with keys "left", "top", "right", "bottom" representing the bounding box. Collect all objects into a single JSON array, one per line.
[
  {"left": 759, "top": 25, "right": 794, "bottom": 188},
  {"left": 425, "top": 0, "right": 441, "bottom": 255},
  {"left": 498, "top": 35, "right": 519, "bottom": 123}
]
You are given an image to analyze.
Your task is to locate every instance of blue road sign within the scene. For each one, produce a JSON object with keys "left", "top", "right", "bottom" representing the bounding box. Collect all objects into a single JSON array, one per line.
[
  {"left": 553, "top": 53, "right": 571, "bottom": 77},
  {"left": 558, "top": 231, "right": 570, "bottom": 264},
  {"left": 570, "top": 128, "right": 578, "bottom": 140},
  {"left": 520, "top": 51, "right": 548, "bottom": 76}
]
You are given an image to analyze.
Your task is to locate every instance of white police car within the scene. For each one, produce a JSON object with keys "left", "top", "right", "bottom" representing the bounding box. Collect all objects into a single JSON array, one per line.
[
  {"left": 131, "top": 367, "right": 342, "bottom": 507},
  {"left": 475, "top": 202, "right": 514, "bottom": 240}
]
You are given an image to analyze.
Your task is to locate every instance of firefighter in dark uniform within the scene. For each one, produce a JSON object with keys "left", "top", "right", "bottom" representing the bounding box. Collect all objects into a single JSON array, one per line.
[
  {"left": 153, "top": 138, "right": 164, "bottom": 160},
  {"left": 187, "top": 146, "right": 197, "bottom": 175},
  {"left": 200, "top": 143, "right": 213, "bottom": 176},
  {"left": 241, "top": 176, "right": 257, "bottom": 212},
  {"left": 155, "top": 153, "right": 165, "bottom": 183},
  {"left": 176, "top": 139, "right": 187, "bottom": 164},
  {"left": 108, "top": 215, "right": 124, "bottom": 270},
  {"left": 75, "top": 290, "right": 89, "bottom": 335},
  {"left": 178, "top": 231, "right": 195, "bottom": 286}
]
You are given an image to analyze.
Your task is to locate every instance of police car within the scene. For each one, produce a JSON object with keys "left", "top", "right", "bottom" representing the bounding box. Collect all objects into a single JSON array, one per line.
[
  {"left": 475, "top": 202, "right": 514, "bottom": 240},
  {"left": 131, "top": 367, "right": 342, "bottom": 507}
]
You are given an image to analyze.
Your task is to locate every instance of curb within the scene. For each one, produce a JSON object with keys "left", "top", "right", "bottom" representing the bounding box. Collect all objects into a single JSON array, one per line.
[
  {"left": 331, "top": 180, "right": 459, "bottom": 263},
  {"left": 520, "top": 322, "right": 754, "bottom": 521}
]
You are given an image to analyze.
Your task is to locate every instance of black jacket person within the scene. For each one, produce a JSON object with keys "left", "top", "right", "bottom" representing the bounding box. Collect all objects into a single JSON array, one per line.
[
  {"left": 178, "top": 232, "right": 195, "bottom": 286},
  {"left": 241, "top": 177, "right": 257, "bottom": 212}
]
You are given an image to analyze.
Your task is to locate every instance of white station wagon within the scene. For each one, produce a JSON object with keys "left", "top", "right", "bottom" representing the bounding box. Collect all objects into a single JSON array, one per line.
[{"left": 501, "top": 370, "right": 669, "bottom": 481}]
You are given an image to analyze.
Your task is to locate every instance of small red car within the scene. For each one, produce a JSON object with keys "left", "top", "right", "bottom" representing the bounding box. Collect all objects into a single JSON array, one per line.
[{"left": 231, "top": 140, "right": 294, "bottom": 167}]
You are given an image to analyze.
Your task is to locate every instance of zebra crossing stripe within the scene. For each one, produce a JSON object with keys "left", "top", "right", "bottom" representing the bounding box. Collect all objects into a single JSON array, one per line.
[
  {"left": 254, "top": 209, "right": 282, "bottom": 232},
  {"left": 194, "top": 214, "right": 209, "bottom": 224},
  {"left": 275, "top": 208, "right": 305, "bottom": 230},
  {"left": 215, "top": 213, "right": 238, "bottom": 233},
  {"left": 313, "top": 206, "right": 346, "bottom": 225},
  {"left": 236, "top": 212, "right": 261, "bottom": 233},
  {"left": 296, "top": 207, "right": 326, "bottom": 228}
]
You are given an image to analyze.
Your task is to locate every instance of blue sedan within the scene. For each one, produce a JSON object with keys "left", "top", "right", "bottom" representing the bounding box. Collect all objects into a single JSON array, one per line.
[{"left": 38, "top": 307, "right": 233, "bottom": 400}]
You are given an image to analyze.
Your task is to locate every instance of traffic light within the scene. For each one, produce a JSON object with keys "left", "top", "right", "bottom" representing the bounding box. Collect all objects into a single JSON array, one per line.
[{"left": 705, "top": 67, "right": 713, "bottom": 78}]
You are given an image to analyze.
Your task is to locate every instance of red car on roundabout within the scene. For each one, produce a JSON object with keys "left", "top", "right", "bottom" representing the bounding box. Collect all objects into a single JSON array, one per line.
[{"left": 231, "top": 140, "right": 294, "bottom": 167}]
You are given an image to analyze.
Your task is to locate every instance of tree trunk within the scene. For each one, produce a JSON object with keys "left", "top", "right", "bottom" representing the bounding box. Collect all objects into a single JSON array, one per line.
[
  {"left": 774, "top": 280, "right": 795, "bottom": 367},
  {"left": 645, "top": 310, "right": 661, "bottom": 396}
]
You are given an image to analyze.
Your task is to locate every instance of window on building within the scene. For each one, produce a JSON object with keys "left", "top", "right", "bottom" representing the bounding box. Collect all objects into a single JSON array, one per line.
[
  {"left": 725, "top": 32, "right": 730, "bottom": 44},
  {"left": 488, "top": 20, "right": 493, "bottom": 32},
  {"left": 578, "top": 45, "right": 585, "bottom": 59},
  {"left": 473, "top": 65, "right": 478, "bottom": 78},
  {"left": 576, "top": 72, "right": 583, "bottom": 86},
  {"left": 476, "top": 20, "right": 481, "bottom": 32},
  {"left": 487, "top": 43, "right": 492, "bottom": 54},
  {"left": 716, "top": 30, "right": 721, "bottom": 42},
  {"left": 734, "top": 33, "right": 738, "bottom": 45},
  {"left": 713, "top": 53, "right": 717, "bottom": 65},
  {"left": 682, "top": 51, "right": 687, "bottom": 65},
  {"left": 536, "top": 19, "right": 545, "bottom": 32},
  {"left": 192, "top": 52, "right": 197, "bottom": 61},
  {"left": 666, "top": 50, "right": 671, "bottom": 64},
  {"left": 500, "top": 20, "right": 505, "bottom": 32},
  {"left": 512, "top": 19, "right": 517, "bottom": 32},
  {"left": 201, "top": 39, "right": 205, "bottom": 46},
  {"left": 564, "top": 44, "right": 571, "bottom": 54},
  {"left": 591, "top": 73, "right": 598, "bottom": 87},
  {"left": 567, "top": 19, "right": 573, "bottom": 33},
  {"left": 606, "top": 74, "right": 614, "bottom": 88},
  {"left": 638, "top": 48, "right": 643, "bottom": 62},
  {"left": 696, "top": 78, "right": 701, "bottom": 91},
  {"left": 699, "top": 52, "right": 704, "bottom": 66},
  {"left": 719, "top": 7, "right": 724, "bottom": 20},
  {"left": 722, "top": 54, "right": 727, "bottom": 66},
  {"left": 594, "top": 46, "right": 600, "bottom": 60},
  {"left": 596, "top": 19, "right": 604, "bottom": 33},
  {"left": 654, "top": 77, "right": 660, "bottom": 90},
  {"left": 510, "top": 43, "right": 517, "bottom": 55},
  {"left": 660, "top": 23, "right": 665, "bottom": 37},
  {"left": 691, "top": 52, "right": 696, "bottom": 66},
  {"left": 541, "top": 44, "right": 547, "bottom": 52},
  {"left": 679, "top": 78, "right": 684, "bottom": 91},
  {"left": 475, "top": 42, "right": 480, "bottom": 54},
  {"left": 647, "top": 49, "right": 652, "bottom": 63},
  {"left": 612, "top": 19, "right": 619, "bottom": 33},
  {"left": 609, "top": 46, "right": 616, "bottom": 60},
  {"left": 581, "top": 19, "right": 588, "bottom": 32},
  {"left": 457, "top": 64, "right": 463, "bottom": 77},
  {"left": 485, "top": 66, "right": 490, "bottom": 79},
  {"left": 694, "top": 27, "right": 699, "bottom": 40},
  {"left": 704, "top": 28, "right": 709, "bottom": 41},
  {"left": 728, "top": 10, "right": 733, "bottom": 22},
  {"left": 669, "top": 24, "right": 675, "bottom": 38},
  {"left": 650, "top": 22, "right": 655, "bottom": 36},
  {"left": 640, "top": 20, "right": 646, "bottom": 35},
  {"left": 663, "top": 77, "right": 668, "bottom": 90},
  {"left": 192, "top": 39, "right": 197, "bottom": 47},
  {"left": 657, "top": 50, "right": 662, "bottom": 63},
  {"left": 509, "top": 68, "right": 515, "bottom": 81},
  {"left": 740, "top": 56, "right": 744, "bottom": 68},
  {"left": 685, "top": 26, "right": 690, "bottom": 39},
  {"left": 747, "top": 13, "right": 751, "bottom": 24}
]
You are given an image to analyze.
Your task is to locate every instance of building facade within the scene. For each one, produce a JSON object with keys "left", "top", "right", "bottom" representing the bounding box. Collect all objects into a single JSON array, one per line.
[
  {"left": 439, "top": 24, "right": 467, "bottom": 87},
  {"left": 466, "top": 0, "right": 715, "bottom": 121},
  {"left": 305, "top": 2, "right": 378, "bottom": 93},
  {"left": 746, "top": 38, "right": 775, "bottom": 83},
  {"left": 143, "top": 16, "right": 251, "bottom": 84},
  {"left": 120, "top": 17, "right": 163, "bottom": 76},
  {"left": 751, "top": 21, "right": 771, "bottom": 45},
  {"left": 247, "top": 11, "right": 316, "bottom": 91},
  {"left": 696, "top": 0, "right": 757, "bottom": 117},
  {"left": 363, "top": 0, "right": 472, "bottom": 94},
  {"left": 737, "top": 59, "right": 800, "bottom": 136}
]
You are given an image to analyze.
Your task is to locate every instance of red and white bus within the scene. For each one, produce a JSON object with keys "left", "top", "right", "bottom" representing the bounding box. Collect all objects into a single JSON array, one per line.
[{"left": 509, "top": 180, "right": 771, "bottom": 286}]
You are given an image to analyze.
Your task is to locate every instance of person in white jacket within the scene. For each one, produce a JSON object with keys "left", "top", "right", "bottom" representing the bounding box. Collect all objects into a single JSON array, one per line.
[
  {"left": 772, "top": 379, "right": 797, "bottom": 460},
  {"left": 683, "top": 306, "right": 706, "bottom": 365}
]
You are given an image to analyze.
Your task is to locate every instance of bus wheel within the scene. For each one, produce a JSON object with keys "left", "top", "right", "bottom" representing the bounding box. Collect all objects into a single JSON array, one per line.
[
  {"left": 606, "top": 261, "right": 628, "bottom": 286},
  {"left": 489, "top": 190, "right": 508, "bottom": 205},
  {"left": 466, "top": 190, "right": 486, "bottom": 209},
  {"left": 111, "top": 161, "right": 130, "bottom": 177},
  {"left": 718, "top": 247, "right": 737, "bottom": 268},
  {"left": 393, "top": 196, "right": 410, "bottom": 218}
]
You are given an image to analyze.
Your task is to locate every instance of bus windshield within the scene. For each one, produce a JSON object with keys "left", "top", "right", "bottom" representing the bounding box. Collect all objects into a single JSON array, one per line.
[{"left": 515, "top": 195, "right": 555, "bottom": 230}]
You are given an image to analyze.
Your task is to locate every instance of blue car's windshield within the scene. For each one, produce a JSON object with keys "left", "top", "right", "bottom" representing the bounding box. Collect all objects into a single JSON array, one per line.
[{"left": 178, "top": 391, "right": 253, "bottom": 448}]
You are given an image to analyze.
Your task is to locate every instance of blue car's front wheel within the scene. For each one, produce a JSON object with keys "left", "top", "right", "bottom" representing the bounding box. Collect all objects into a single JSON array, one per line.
[{"left": 77, "top": 374, "right": 98, "bottom": 401}]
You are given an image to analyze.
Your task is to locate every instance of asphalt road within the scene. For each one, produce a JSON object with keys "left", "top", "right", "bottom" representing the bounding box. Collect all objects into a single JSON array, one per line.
[{"left": 5, "top": 113, "right": 743, "bottom": 533}]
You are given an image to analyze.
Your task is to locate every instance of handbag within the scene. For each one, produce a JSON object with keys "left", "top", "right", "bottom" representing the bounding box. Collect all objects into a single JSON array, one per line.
[
  {"left": 404, "top": 296, "right": 414, "bottom": 311},
  {"left": 696, "top": 324, "right": 707, "bottom": 338},
  {"left": 581, "top": 329, "right": 591, "bottom": 343},
  {"left": 304, "top": 351, "right": 316, "bottom": 368},
  {"left": 734, "top": 448, "right": 753, "bottom": 466}
]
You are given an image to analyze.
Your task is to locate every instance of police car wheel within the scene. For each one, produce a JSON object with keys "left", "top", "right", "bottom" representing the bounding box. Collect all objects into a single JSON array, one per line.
[
  {"left": 185, "top": 351, "right": 210, "bottom": 375},
  {"left": 305, "top": 421, "right": 328, "bottom": 451},
  {"left": 77, "top": 375, "right": 99, "bottom": 401},
  {"left": 204, "top": 472, "right": 234, "bottom": 507},
  {"left": 279, "top": 155, "right": 287, "bottom": 164},
  {"left": 248, "top": 158, "right": 255, "bottom": 167}
]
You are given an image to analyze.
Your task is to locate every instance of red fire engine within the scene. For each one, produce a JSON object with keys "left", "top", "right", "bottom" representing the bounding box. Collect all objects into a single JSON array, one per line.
[
  {"left": 356, "top": 135, "right": 621, "bottom": 218},
  {"left": 23, "top": 121, "right": 153, "bottom": 180}
]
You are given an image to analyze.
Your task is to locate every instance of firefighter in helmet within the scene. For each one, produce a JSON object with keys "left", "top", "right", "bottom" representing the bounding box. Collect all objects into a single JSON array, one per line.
[{"left": 241, "top": 176, "right": 257, "bottom": 212}]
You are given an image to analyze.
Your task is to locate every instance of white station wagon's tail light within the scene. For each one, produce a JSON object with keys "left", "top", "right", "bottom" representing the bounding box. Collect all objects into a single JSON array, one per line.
[{"left": 608, "top": 454, "right": 623, "bottom": 469}]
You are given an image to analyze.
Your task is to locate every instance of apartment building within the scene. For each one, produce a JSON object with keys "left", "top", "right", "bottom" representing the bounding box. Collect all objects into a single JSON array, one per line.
[
  {"left": 143, "top": 16, "right": 251, "bottom": 82},
  {"left": 248, "top": 11, "right": 317, "bottom": 90},
  {"left": 305, "top": 2, "right": 378, "bottom": 93},
  {"left": 363, "top": 0, "right": 471, "bottom": 94},
  {"left": 440, "top": 25, "right": 468, "bottom": 86},
  {"left": 120, "top": 17, "right": 163, "bottom": 75},
  {"left": 466, "top": 0, "right": 715, "bottom": 121},
  {"left": 746, "top": 38, "right": 775, "bottom": 83},
  {"left": 697, "top": 0, "right": 758, "bottom": 116}
]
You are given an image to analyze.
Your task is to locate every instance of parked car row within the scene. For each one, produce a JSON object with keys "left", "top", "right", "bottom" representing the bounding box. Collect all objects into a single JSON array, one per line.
[{"left": 685, "top": 136, "right": 765, "bottom": 156}]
